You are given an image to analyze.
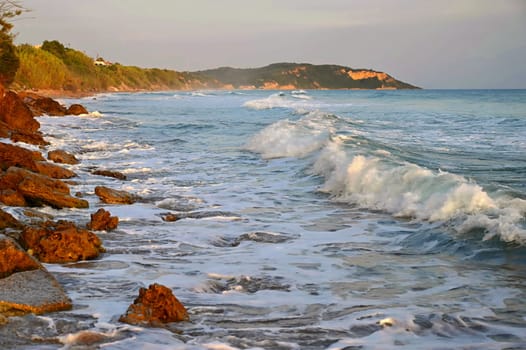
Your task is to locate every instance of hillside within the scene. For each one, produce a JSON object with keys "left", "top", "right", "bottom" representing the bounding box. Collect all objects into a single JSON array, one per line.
[
  {"left": 196, "top": 63, "right": 419, "bottom": 90},
  {"left": 13, "top": 41, "right": 219, "bottom": 95},
  {"left": 12, "top": 41, "right": 419, "bottom": 94}
]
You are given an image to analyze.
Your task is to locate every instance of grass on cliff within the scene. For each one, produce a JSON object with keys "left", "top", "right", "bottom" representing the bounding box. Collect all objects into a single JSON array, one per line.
[{"left": 13, "top": 41, "right": 203, "bottom": 92}]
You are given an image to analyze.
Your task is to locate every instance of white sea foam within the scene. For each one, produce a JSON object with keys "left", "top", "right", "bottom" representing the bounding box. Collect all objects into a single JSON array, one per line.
[
  {"left": 244, "top": 111, "right": 336, "bottom": 159},
  {"left": 313, "top": 141, "right": 526, "bottom": 243}
]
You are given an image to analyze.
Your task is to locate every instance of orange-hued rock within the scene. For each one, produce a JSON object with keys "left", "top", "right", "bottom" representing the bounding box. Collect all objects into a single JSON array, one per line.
[
  {"left": 0, "top": 142, "right": 43, "bottom": 172},
  {"left": 87, "top": 208, "right": 118, "bottom": 231},
  {"left": 66, "top": 104, "right": 88, "bottom": 115},
  {"left": 0, "top": 167, "right": 88, "bottom": 208},
  {"left": 92, "top": 169, "right": 126, "bottom": 180},
  {"left": 0, "top": 91, "right": 40, "bottom": 133},
  {"left": 0, "top": 208, "right": 23, "bottom": 230},
  {"left": 18, "top": 92, "right": 67, "bottom": 116},
  {"left": 35, "top": 161, "right": 76, "bottom": 179},
  {"left": 0, "top": 234, "right": 40, "bottom": 279},
  {"left": 0, "top": 189, "right": 27, "bottom": 207},
  {"left": 20, "top": 220, "right": 104, "bottom": 263},
  {"left": 8, "top": 130, "right": 48, "bottom": 146},
  {"left": 95, "top": 186, "right": 137, "bottom": 204},
  {"left": 48, "top": 149, "right": 79, "bottom": 165},
  {"left": 119, "top": 283, "right": 189, "bottom": 325}
]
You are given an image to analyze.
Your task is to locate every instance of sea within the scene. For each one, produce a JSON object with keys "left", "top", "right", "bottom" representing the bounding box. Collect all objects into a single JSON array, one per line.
[{"left": 5, "top": 89, "right": 526, "bottom": 349}]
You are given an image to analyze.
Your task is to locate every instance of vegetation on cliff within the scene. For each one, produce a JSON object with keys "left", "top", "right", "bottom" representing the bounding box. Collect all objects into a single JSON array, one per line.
[
  {"left": 12, "top": 41, "right": 419, "bottom": 93},
  {"left": 13, "top": 41, "right": 213, "bottom": 93},
  {"left": 197, "top": 63, "right": 419, "bottom": 90},
  {"left": 0, "top": 1, "right": 26, "bottom": 86}
]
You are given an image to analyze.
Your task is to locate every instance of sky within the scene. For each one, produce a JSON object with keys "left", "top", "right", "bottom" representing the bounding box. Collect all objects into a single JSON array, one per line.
[{"left": 12, "top": 0, "right": 526, "bottom": 89}]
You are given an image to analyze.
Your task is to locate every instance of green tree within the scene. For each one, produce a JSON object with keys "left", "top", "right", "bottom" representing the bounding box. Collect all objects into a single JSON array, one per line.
[
  {"left": 41, "top": 40, "right": 67, "bottom": 59},
  {"left": 0, "top": 1, "right": 26, "bottom": 86}
]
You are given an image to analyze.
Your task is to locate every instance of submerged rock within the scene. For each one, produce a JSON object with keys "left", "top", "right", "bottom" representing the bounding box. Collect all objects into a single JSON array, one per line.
[
  {"left": 92, "top": 169, "right": 126, "bottom": 180},
  {"left": 20, "top": 220, "right": 104, "bottom": 263},
  {"left": 87, "top": 208, "right": 119, "bottom": 231},
  {"left": 48, "top": 149, "right": 79, "bottom": 165},
  {"left": 119, "top": 283, "right": 189, "bottom": 326},
  {"left": 95, "top": 186, "right": 136, "bottom": 204}
]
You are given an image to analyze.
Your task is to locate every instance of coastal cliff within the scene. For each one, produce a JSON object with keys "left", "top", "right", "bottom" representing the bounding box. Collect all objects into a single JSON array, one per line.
[
  {"left": 196, "top": 63, "right": 419, "bottom": 90},
  {"left": 13, "top": 41, "right": 419, "bottom": 95}
]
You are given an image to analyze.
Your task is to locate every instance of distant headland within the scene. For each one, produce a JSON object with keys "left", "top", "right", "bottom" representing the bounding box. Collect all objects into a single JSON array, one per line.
[{"left": 12, "top": 41, "right": 419, "bottom": 96}]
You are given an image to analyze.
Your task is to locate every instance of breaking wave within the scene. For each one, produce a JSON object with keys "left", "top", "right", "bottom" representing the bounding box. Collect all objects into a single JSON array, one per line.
[{"left": 246, "top": 112, "right": 526, "bottom": 244}]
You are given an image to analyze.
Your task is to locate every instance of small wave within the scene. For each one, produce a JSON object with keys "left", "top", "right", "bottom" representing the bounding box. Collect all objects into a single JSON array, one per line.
[{"left": 194, "top": 274, "right": 290, "bottom": 294}]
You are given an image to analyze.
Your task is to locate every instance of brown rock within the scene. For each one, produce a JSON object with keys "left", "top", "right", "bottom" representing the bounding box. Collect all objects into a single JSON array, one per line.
[
  {"left": 0, "top": 142, "right": 44, "bottom": 172},
  {"left": 35, "top": 161, "right": 76, "bottom": 179},
  {"left": 48, "top": 149, "right": 79, "bottom": 165},
  {"left": 119, "top": 283, "right": 189, "bottom": 325},
  {"left": 0, "top": 269, "right": 72, "bottom": 314},
  {"left": 66, "top": 104, "right": 89, "bottom": 115},
  {"left": 161, "top": 213, "right": 179, "bottom": 222},
  {"left": 20, "top": 221, "right": 104, "bottom": 263},
  {"left": 18, "top": 92, "right": 67, "bottom": 116},
  {"left": 0, "top": 189, "right": 27, "bottom": 207},
  {"left": 0, "top": 234, "right": 40, "bottom": 278},
  {"left": 93, "top": 169, "right": 126, "bottom": 180},
  {"left": 9, "top": 130, "right": 48, "bottom": 146},
  {"left": 0, "top": 167, "right": 88, "bottom": 209},
  {"left": 95, "top": 186, "right": 137, "bottom": 204},
  {"left": 0, "top": 209, "right": 23, "bottom": 230},
  {"left": 87, "top": 208, "right": 119, "bottom": 231},
  {"left": 0, "top": 91, "right": 40, "bottom": 133}
]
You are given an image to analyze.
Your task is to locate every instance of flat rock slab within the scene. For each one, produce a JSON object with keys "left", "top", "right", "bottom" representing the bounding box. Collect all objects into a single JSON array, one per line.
[{"left": 0, "top": 269, "right": 72, "bottom": 314}]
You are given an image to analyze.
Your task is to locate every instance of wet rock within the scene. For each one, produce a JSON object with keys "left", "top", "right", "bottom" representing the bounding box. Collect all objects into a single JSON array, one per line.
[
  {"left": 92, "top": 169, "right": 126, "bottom": 180},
  {"left": 48, "top": 149, "right": 79, "bottom": 165},
  {"left": 119, "top": 283, "right": 189, "bottom": 326},
  {"left": 0, "top": 167, "right": 88, "bottom": 208},
  {"left": 20, "top": 220, "right": 104, "bottom": 263},
  {"left": 0, "top": 189, "right": 27, "bottom": 206},
  {"left": 0, "top": 269, "right": 72, "bottom": 314},
  {"left": 18, "top": 92, "right": 67, "bottom": 116},
  {"left": 0, "top": 208, "right": 23, "bottom": 230},
  {"left": 66, "top": 104, "right": 89, "bottom": 115},
  {"left": 0, "top": 234, "right": 40, "bottom": 278},
  {"left": 9, "top": 130, "right": 48, "bottom": 146},
  {"left": 0, "top": 141, "right": 44, "bottom": 172},
  {"left": 0, "top": 91, "right": 40, "bottom": 133},
  {"left": 160, "top": 213, "right": 179, "bottom": 222},
  {"left": 95, "top": 186, "right": 137, "bottom": 204},
  {"left": 35, "top": 161, "right": 76, "bottom": 179},
  {"left": 87, "top": 208, "right": 119, "bottom": 231}
]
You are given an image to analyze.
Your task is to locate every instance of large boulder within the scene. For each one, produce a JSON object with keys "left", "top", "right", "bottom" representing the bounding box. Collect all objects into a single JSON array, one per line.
[
  {"left": 18, "top": 92, "right": 67, "bottom": 116},
  {"left": 0, "top": 235, "right": 72, "bottom": 315},
  {"left": 48, "top": 149, "right": 79, "bottom": 165},
  {"left": 87, "top": 208, "right": 118, "bottom": 231},
  {"left": 20, "top": 220, "right": 104, "bottom": 263},
  {"left": 119, "top": 283, "right": 189, "bottom": 326},
  {"left": 0, "top": 91, "right": 40, "bottom": 133},
  {"left": 0, "top": 167, "right": 88, "bottom": 208},
  {"left": 95, "top": 186, "right": 137, "bottom": 204},
  {"left": 0, "top": 142, "right": 44, "bottom": 172}
]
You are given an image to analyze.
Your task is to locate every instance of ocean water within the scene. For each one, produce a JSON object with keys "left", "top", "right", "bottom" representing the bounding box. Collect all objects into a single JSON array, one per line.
[{"left": 5, "top": 89, "right": 526, "bottom": 349}]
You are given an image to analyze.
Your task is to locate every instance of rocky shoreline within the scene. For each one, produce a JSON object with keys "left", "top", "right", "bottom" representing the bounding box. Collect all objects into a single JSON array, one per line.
[{"left": 0, "top": 86, "right": 187, "bottom": 344}]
